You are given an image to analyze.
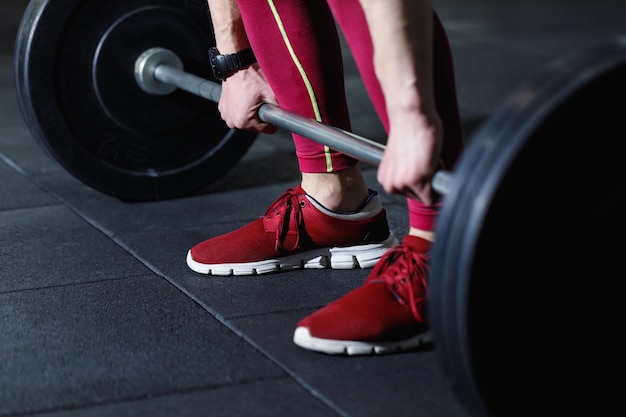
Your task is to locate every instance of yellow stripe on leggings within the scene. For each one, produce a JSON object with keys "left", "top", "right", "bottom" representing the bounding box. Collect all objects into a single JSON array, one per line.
[{"left": 266, "top": 0, "right": 334, "bottom": 172}]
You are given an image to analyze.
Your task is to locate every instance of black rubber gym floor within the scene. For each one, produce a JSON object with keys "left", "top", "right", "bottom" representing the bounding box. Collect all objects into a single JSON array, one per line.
[{"left": 1, "top": 1, "right": 624, "bottom": 416}]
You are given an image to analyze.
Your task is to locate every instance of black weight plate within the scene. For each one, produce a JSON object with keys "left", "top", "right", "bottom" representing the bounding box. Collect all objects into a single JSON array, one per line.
[
  {"left": 430, "top": 37, "right": 626, "bottom": 417},
  {"left": 15, "top": 0, "right": 257, "bottom": 201}
]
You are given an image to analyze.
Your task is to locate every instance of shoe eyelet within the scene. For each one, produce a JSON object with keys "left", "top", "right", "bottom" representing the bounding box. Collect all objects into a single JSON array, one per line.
[{"left": 299, "top": 201, "right": 306, "bottom": 207}]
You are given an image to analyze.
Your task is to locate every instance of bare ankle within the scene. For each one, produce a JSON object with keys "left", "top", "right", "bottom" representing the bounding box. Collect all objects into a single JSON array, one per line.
[
  {"left": 301, "top": 166, "right": 369, "bottom": 212},
  {"left": 407, "top": 227, "right": 436, "bottom": 243}
]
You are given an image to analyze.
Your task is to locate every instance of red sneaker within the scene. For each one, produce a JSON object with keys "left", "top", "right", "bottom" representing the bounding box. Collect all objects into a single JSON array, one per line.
[
  {"left": 186, "top": 185, "right": 398, "bottom": 275},
  {"left": 293, "top": 235, "right": 432, "bottom": 355}
]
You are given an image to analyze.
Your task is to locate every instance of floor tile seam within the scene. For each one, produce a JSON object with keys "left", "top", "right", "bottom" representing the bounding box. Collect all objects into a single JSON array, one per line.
[
  {"left": 224, "top": 305, "right": 321, "bottom": 322},
  {"left": 0, "top": 273, "right": 155, "bottom": 297},
  {"left": 0, "top": 153, "right": 68, "bottom": 208},
  {"left": 0, "top": 179, "right": 163, "bottom": 287},
  {"left": 35, "top": 190, "right": 136, "bottom": 242},
  {"left": 0, "top": 374, "right": 295, "bottom": 417},
  {"left": 96, "top": 216, "right": 258, "bottom": 252},
  {"left": 127, "top": 260, "right": 354, "bottom": 417},
  {"left": 0, "top": 152, "right": 85, "bottom": 213},
  {"left": 0, "top": 150, "right": 33, "bottom": 176},
  {"left": 79, "top": 237, "right": 356, "bottom": 417},
  {"left": 0, "top": 201, "right": 64, "bottom": 214},
  {"left": 7, "top": 189, "right": 166, "bottom": 276}
]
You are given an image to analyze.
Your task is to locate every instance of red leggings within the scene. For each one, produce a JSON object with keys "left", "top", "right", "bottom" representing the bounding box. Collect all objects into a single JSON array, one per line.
[{"left": 236, "top": 0, "right": 463, "bottom": 231}]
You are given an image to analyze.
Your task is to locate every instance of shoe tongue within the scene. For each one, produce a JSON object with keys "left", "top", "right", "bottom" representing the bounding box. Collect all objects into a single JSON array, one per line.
[
  {"left": 294, "top": 184, "right": 307, "bottom": 195},
  {"left": 402, "top": 235, "right": 431, "bottom": 254}
]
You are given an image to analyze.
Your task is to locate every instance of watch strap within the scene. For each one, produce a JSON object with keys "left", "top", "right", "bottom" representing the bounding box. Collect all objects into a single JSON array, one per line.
[{"left": 209, "top": 47, "right": 257, "bottom": 81}]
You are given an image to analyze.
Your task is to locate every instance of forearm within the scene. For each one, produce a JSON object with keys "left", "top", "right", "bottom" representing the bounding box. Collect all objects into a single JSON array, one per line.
[
  {"left": 360, "top": 0, "right": 443, "bottom": 205},
  {"left": 359, "top": 0, "right": 436, "bottom": 119},
  {"left": 206, "top": 0, "right": 250, "bottom": 53}
]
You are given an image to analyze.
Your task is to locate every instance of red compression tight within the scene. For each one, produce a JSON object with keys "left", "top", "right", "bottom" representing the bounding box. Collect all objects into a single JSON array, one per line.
[{"left": 235, "top": 0, "right": 463, "bottom": 232}]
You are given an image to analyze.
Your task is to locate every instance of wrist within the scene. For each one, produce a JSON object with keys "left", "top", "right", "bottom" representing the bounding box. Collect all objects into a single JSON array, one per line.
[{"left": 208, "top": 47, "right": 257, "bottom": 81}]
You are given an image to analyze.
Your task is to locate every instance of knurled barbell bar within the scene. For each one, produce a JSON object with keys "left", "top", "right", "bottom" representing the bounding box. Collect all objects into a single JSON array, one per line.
[{"left": 13, "top": 0, "right": 626, "bottom": 416}]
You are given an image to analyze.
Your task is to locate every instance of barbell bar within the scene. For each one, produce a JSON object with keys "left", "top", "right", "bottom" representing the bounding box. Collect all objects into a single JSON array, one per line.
[{"left": 134, "top": 47, "right": 453, "bottom": 196}]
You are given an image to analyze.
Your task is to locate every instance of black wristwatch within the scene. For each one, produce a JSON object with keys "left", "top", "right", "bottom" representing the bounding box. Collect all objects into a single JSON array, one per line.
[{"left": 208, "top": 47, "right": 257, "bottom": 81}]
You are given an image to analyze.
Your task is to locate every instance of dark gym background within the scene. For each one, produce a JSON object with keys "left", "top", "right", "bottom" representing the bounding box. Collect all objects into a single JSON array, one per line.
[{"left": 1, "top": 1, "right": 624, "bottom": 416}]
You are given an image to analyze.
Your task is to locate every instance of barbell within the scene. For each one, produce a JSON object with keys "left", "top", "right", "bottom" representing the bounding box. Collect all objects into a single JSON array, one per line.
[
  {"left": 15, "top": 0, "right": 258, "bottom": 201},
  {"left": 133, "top": 46, "right": 453, "bottom": 194},
  {"left": 13, "top": 0, "right": 626, "bottom": 416}
]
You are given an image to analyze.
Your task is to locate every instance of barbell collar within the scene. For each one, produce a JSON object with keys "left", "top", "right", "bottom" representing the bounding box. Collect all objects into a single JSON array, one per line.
[
  {"left": 134, "top": 47, "right": 183, "bottom": 96},
  {"left": 137, "top": 47, "right": 451, "bottom": 195}
]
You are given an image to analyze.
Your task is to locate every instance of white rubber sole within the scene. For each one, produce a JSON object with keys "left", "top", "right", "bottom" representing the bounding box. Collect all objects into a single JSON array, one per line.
[
  {"left": 186, "top": 233, "right": 398, "bottom": 276},
  {"left": 293, "top": 326, "right": 433, "bottom": 355}
]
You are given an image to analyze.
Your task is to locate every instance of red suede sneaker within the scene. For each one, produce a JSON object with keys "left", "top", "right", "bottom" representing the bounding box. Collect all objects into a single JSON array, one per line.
[
  {"left": 186, "top": 185, "right": 398, "bottom": 275},
  {"left": 293, "top": 235, "right": 433, "bottom": 355}
]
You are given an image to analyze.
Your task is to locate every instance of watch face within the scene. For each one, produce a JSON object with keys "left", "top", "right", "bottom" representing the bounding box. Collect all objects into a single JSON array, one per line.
[
  {"left": 208, "top": 47, "right": 225, "bottom": 80},
  {"left": 208, "top": 47, "right": 219, "bottom": 61}
]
